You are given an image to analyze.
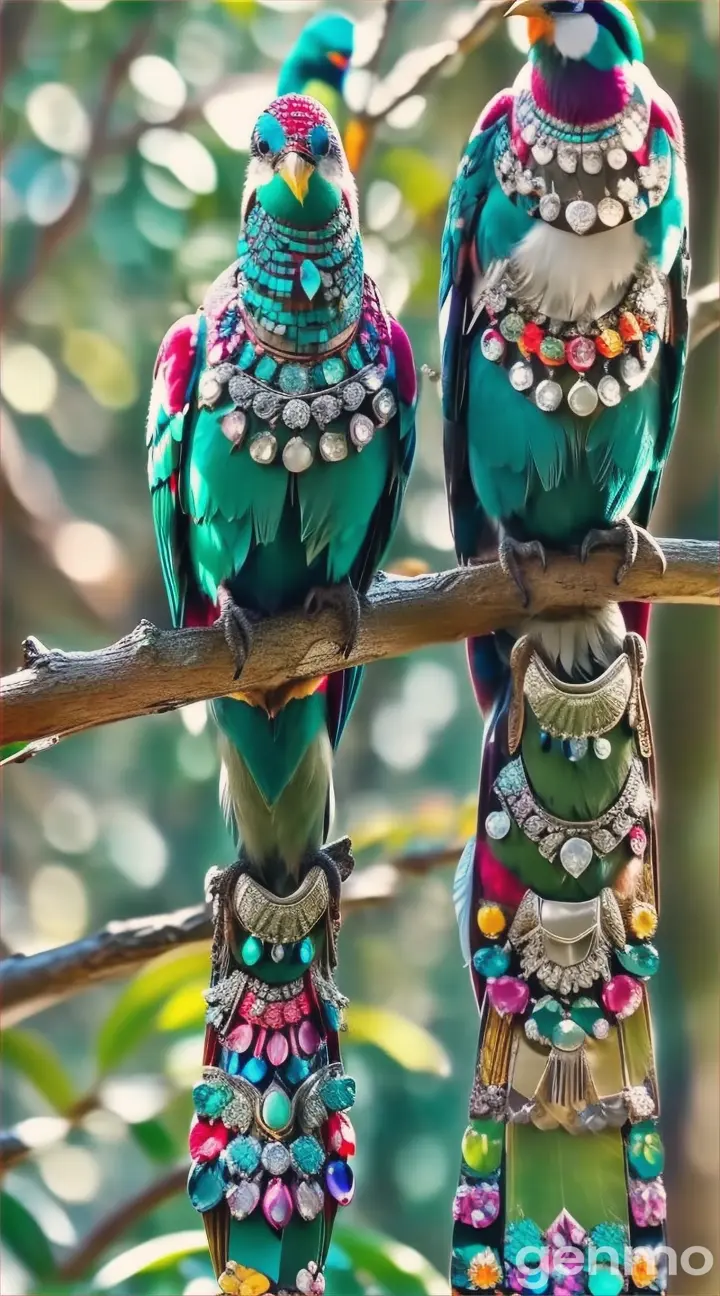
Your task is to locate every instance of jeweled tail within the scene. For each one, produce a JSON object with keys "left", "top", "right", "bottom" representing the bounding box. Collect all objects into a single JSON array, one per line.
[{"left": 451, "top": 617, "right": 668, "bottom": 1296}]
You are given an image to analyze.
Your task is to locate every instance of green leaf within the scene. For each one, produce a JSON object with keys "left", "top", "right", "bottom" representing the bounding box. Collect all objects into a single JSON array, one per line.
[
  {"left": 334, "top": 1226, "right": 448, "bottom": 1296},
  {"left": 0, "top": 1191, "right": 56, "bottom": 1280},
  {"left": 96, "top": 949, "right": 210, "bottom": 1074},
  {"left": 129, "top": 1118, "right": 178, "bottom": 1163},
  {"left": 345, "top": 1005, "right": 451, "bottom": 1077},
  {"left": 2, "top": 1028, "right": 78, "bottom": 1114},
  {"left": 0, "top": 736, "right": 59, "bottom": 766},
  {"left": 93, "top": 1230, "right": 207, "bottom": 1290},
  {"left": 380, "top": 148, "right": 451, "bottom": 218},
  {"left": 155, "top": 980, "right": 207, "bottom": 1032}
]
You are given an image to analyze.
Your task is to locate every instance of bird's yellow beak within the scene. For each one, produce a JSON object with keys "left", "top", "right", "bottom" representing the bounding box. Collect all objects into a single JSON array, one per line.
[
  {"left": 327, "top": 50, "right": 351, "bottom": 70},
  {"left": 505, "top": 0, "right": 547, "bottom": 15},
  {"left": 278, "top": 152, "right": 315, "bottom": 205},
  {"left": 505, "top": 0, "right": 554, "bottom": 42}
]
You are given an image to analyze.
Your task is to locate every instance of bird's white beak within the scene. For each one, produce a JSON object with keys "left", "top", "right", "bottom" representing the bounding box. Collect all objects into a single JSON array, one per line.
[
  {"left": 278, "top": 151, "right": 315, "bottom": 205},
  {"left": 505, "top": 0, "right": 548, "bottom": 16}
]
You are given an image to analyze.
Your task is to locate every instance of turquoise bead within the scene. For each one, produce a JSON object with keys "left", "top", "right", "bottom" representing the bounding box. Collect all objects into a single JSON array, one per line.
[
  {"left": 188, "top": 1159, "right": 226, "bottom": 1212},
  {"left": 348, "top": 342, "right": 364, "bottom": 370},
  {"left": 531, "top": 996, "right": 563, "bottom": 1042},
  {"left": 322, "top": 1000, "right": 341, "bottom": 1031},
  {"left": 238, "top": 341, "right": 257, "bottom": 370},
  {"left": 618, "top": 943, "right": 660, "bottom": 978},
  {"left": 285, "top": 1056, "right": 310, "bottom": 1086},
  {"left": 255, "top": 354, "right": 278, "bottom": 382},
  {"left": 241, "top": 935, "right": 263, "bottom": 967},
  {"left": 323, "top": 356, "right": 346, "bottom": 385},
  {"left": 320, "top": 1075, "right": 356, "bottom": 1112},
  {"left": 298, "top": 937, "right": 314, "bottom": 966},
  {"left": 261, "top": 1086, "right": 292, "bottom": 1131},
  {"left": 473, "top": 946, "right": 510, "bottom": 978},
  {"left": 588, "top": 1269, "right": 624, "bottom": 1296},
  {"left": 300, "top": 259, "right": 322, "bottom": 300},
  {"left": 279, "top": 363, "right": 310, "bottom": 394},
  {"left": 290, "top": 1135, "right": 325, "bottom": 1175},
  {"left": 193, "top": 1080, "right": 231, "bottom": 1119}
]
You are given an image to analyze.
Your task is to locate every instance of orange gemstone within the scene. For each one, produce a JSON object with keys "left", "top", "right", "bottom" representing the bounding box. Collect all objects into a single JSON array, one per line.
[
  {"left": 467, "top": 1249, "right": 503, "bottom": 1290},
  {"left": 597, "top": 328, "right": 624, "bottom": 358},
  {"left": 619, "top": 311, "right": 643, "bottom": 342},
  {"left": 477, "top": 905, "right": 506, "bottom": 938},
  {"left": 631, "top": 1248, "right": 658, "bottom": 1289},
  {"left": 636, "top": 315, "right": 655, "bottom": 333}
]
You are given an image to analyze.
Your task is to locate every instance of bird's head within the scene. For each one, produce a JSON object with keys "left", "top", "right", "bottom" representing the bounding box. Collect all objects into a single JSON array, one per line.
[
  {"left": 279, "top": 11, "right": 354, "bottom": 95},
  {"left": 243, "top": 94, "right": 356, "bottom": 229},
  {"left": 506, "top": 0, "right": 643, "bottom": 70}
]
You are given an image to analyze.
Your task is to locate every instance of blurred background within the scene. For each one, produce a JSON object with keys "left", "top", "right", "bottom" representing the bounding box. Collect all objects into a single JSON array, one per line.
[{"left": 1, "top": 1, "right": 718, "bottom": 1293}]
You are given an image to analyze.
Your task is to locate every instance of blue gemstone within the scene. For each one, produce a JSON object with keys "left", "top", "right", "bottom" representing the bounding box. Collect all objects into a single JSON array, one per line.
[
  {"left": 241, "top": 935, "right": 263, "bottom": 967},
  {"left": 300, "top": 260, "right": 322, "bottom": 300},
  {"left": 540, "top": 730, "right": 552, "bottom": 752},
  {"left": 290, "top": 1134, "right": 325, "bottom": 1175},
  {"left": 322, "top": 1001, "right": 342, "bottom": 1031},
  {"left": 285, "top": 1056, "right": 311, "bottom": 1086},
  {"left": 225, "top": 1134, "right": 262, "bottom": 1176},
  {"left": 325, "top": 1158, "right": 354, "bottom": 1204},
  {"left": 618, "top": 942, "right": 660, "bottom": 978},
  {"left": 348, "top": 343, "right": 364, "bottom": 371},
  {"left": 188, "top": 1159, "right": 226, "bottom": 1213},
  {"left": 473, "top": 946, "right": 511, "bottom": 978},
  {"left": 225, "top": 1050, "right": 242, "bottom": 1076},
  {"left": 279, "top": 364, "right": 309, "bottom": 394},
  {"left": 241, "top": 1056, "right": 268, "bottom": 1085},
  {"left": 323, "top": 356, "right": 346, "bottom": 385}
]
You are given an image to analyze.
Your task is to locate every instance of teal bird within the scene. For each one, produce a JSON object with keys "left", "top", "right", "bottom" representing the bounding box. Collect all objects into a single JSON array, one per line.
[
  {"left": 277, "top": 11, "right": 354, "bottom": 115},
  {"left": 440, "top": 0, "right": 689, "bottom": 603},
  {"left": 148, "top": 92, "right": 416, "bottom": 888}
]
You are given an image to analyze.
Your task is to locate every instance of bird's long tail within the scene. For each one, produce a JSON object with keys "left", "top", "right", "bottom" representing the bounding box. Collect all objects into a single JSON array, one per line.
[
  {"left": 187, "top": 688, "right": 358, "bottom": 1294},
  {"left": 451, "top": 606, "right": 668, "bottom": 1295}
]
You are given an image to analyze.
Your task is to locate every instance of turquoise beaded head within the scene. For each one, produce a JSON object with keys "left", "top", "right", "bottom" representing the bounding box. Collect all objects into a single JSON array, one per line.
[{"left": 243, "top": 94, "right": 355, "bottom": 230}]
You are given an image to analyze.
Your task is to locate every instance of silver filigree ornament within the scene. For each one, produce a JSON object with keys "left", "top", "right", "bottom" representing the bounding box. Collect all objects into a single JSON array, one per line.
[
  {"left": 582, "top": 144, "right": 603, "bottom": 175},
  {"left": 566, "top": 200, "right": 597, "bottom": 235},
  {"left": 253, "top": 390, "right": 281, "bottom": 420},
  {"left": 535, "top": 379, "right": 563, "bottom": 412},
  {"left": 362, "top": 365, "right": 386, "bottom": 393},
  {"left": 226, "top": 1181, "right": 261, "bottom": 1221},
  {"left": 342, "top": 381, "right": 366, "bottom": 411},
  {"left": 539, "top": 192, "right": 561, "bottom": 223},
  {"left": 606, "top": 146, "right": 628, "bottom": 170},
  {"left": 262, "top": 1142, "right": 291, "bottom": 1175},
  {"left": 557, "top": 144, "right": 579, "bottom": 174},
  {"left": 229, "top": 373, "right": 256, "bottom": 408},
  {"left": 532, "top": 140, "right": 554, "bottom": 166},
  {"left": 350, "top": 413, "right": 374, "bottom": 449},
  {"left": 598, "top": 375, "right": 622, "bottom": 408},
  {"left": 282, "top": 399, "right": 311, "bottom": 430},
  {"left": 597, "top": 196, "right": 625, "bottom": 228},
  {"left": 311, "top": 394, "right": 342, "bottom": 427},
  {"left": 509, "top": 361, "right": 534, "bottom": 393}
]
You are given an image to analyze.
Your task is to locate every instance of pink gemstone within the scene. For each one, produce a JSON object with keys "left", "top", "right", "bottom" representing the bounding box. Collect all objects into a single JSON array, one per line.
[
  {"left": 298, "top": 1020, "right": 321, "bottom": 1056},
  {"left": 227, "top": 1180, "right": 261, "bottom": 1221},
  {"left": 629, "top": 825, "right": 647, "bottom": 857},
  {"left": 225, "top": 1022, "right": 253, "bottom": 1054},
  {"left": 630, "top": 1177, "right": 666, "bottom": 1228},
  {"left": 266, "top": 1031, "right": 289, "bottom": 1066},
  {"left": 602, "top": 974, "right": 643, "bottom": 1019},
  {"left": 188, "top": 1116, "right": 230, "bottom": 1162},
  {"left": 208, "top": 343, "right": 225, "bottom": 365},
  {"left": 262, "top": 1177, "right": 294, "bottom": 1230},
  {"left": 566, "top": 336, "right": 597, "bottom": 372},
  {"left": 487, "top": 975, "right": 530, "bottom": 1017},
  {"left": 326, "top": 1111, "right": 356, "bottom": 1158},
  {"left": 480, "top": 328, "right": 507, "bottom": 363}
]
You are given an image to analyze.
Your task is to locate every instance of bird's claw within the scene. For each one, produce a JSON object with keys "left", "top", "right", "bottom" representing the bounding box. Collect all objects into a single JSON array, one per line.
[
  {"left": 215, "top": 588, "right": 255, "bottom": 680},
  {"left": 304, "top": 582, "right": 361, "bottom": 659},
  {"left": 580, "top": 520, "right": 665, "bottom": 585},
  {"left": 498, "top": 532, "right": 547, "bottom": 608}
]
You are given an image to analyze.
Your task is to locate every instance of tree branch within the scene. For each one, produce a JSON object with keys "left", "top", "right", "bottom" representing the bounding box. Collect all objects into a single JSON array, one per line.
[
  {"left": 1, "top": 540, "right": 717, "bottom": 751},
  {"left": 56, "top": 1166, "right": 187, "bottom": 1282},
  {"left": 0, "top": 848, "right": 459, "bottom": 1024},
  {"left": 689, "top": 280, "right": 720, "bottom": 352}
]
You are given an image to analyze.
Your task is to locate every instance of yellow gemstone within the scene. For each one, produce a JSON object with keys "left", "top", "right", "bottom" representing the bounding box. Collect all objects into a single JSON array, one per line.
[
  {"left": 631, "top": 904, "right": 658, "bottom": 940},
  {"left": 477, "top": 904, "right": 506, "bottom": 939},
  {"left": 631, "top": 1249, "right": 658, "bottom": 1290}
]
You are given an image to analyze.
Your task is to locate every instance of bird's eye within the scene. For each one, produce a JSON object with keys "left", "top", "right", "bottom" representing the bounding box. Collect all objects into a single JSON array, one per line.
[
  {"left": 257, "top": 139, "right": 271, "bottom": 157},
  {"left": 309, "top": 125, "right": 330, "bottom": 157}
]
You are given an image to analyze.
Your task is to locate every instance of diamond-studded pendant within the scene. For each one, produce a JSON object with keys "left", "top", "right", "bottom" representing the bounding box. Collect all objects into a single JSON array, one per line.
[
  {"left": 582, "top": 145, "right": 603, "bottom": 174},
  {"left": 229, "top": 373, "right": 255, "bottom": 408},
  {"left": 342, "top": 381, "right": 366, "bottom": 411},
  {"left": 362, "top": 365, "right": 385, "bottom": 392},
  {"left": 598, "top": 196, "right": 625, "bottom": 228},
  {"left": 606, "top": 146, "right": 628, "bottom": 170},
  {"left": 566, "top": 199, "right": 597, "bottom": 235},
  {"left": 372, "top": 388, "right": 397, "bottom": 425},
  {"left": 594, "top": 737, "right": 612, "bottom": 760},
  {"left": 253, "top": 390, "right": 281, "bottom": 420},
  {"left": 509, "top": 361, "right": 534, "bottom": 393},
  {"left": 565, "top": 737, "right": 589, "bottom": 762},
  {"left": 279, "top": 363, "right": 310, "bottom": 395},
  {"left": 262, "top": 1142, "right": 291, "bottom": 1176},
  {"left": 319, "top": 431, "right": 348, "bottom": 462},
  {"left": 249, "top": 433, "right": 277, "bottom": 464},
  {"left": 621, "top": 354, "right": 644, "bottom": 389},
  {"left": 568, "top": 379, "right": 599, "bottom": 417},
  {"left": 350, "top": 413, "right": 374, "bottom": 449},
  {"left": 557, "top": 143, "right": 578, "bottom": 174},
  {"left": 532, "top": 140, "right": 554, "bottom": 166},
  {"left": 282, "top": 399, "right": 311, "bottom": 430},
  {"left": 283, "top": 437, "right": 313, "bottom": 473},
  {"left": 311, "top": 394, "right": 342, "bottom": 426},
  {"left": 481, "top": 328, "right": 506, "bottom": 363},
  {"left": 560, "top": 837, "right": 593, "bottom": 879},
  {"left": 539, "top": 191, "right": 561, "bottom": 222},
  {"left": 199, "top": 372, "right": 222, "bottom": 408},
  {"left": 535, "top": 379, "right": 563, "bottom": 412}
]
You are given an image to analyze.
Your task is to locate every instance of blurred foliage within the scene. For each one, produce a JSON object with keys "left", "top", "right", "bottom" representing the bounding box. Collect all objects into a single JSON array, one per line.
[{"left": 0, "top": 1, "right": 718, "bottom": 1293}]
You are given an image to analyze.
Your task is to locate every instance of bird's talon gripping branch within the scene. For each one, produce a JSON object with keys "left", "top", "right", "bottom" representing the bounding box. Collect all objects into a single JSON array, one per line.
[
  {"left": 579, "top": 519, "right": 665, "bottom": 586},
  {"left": 303, "top": 582, "right": 362, "bottom": 659},
  {"left": 497, "top": 531, "right": 548, "bottom": 608},
  {"left": 215, "top": 586, "right": 255, "bottom": 680}
]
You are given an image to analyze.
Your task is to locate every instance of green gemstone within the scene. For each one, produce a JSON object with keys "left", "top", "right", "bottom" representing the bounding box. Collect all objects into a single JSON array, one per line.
[
  {"left": 261, "top": 1087, "right": 292, "bottom": 1132},
  {"left": 532, "top": 996, "right": 563, "bottom": 1042},
  {"left": 255, "top": 355, "right": 278, "bottom": 382},
  {"left": 226, "top": 1134, "right": 262, "bottom": 1176},
  {"left": 279, "top": 364, "right": 309, "bottom": 394},
  {"left": 320, "top": 1075, "right": 356, "bottom": 1112},
  {"left": 500, "top": 312, "right": 524, "bottom": 342},
  {"left": 298, "top": 937, "right": 314, "bottom": 966},
  {"left": 570, "top": 996, "right": 605, "bottom": 1036},
  {"left": 460, "top": 1120, "right": 503, "bottom": 1175},
  {"left": 193, "top": 1080, "right": 231, "bottom": 1119},
  {"left": 540, "top": 335, "right": 566, "bottom": 364},
  {"left": 627, "top": 1121, "right": 665, "bottom": 1180},
  {"left": 323, "top": 356, "right": 346, "bottom": 385},
  {"left": 238, "top": 342, "right": 257, "bottom": 370},
  {"left": 588, "top": 1269, "right": 624, "bottom": 1296},
  {"left": 290, "top": 1135, "right": 325, "bottom": 1175},
  {"left": 348, "top": 342, "right": 364, "bottom": 370},
  {"left": 618, "top": 943, "right": 660, "bottom": 978},
  {"left": 552, "top": 1019, "right": 586, "bottom": 1052},
  {"left": 241, "top": 935, "right": 263, "bottom": 967}
]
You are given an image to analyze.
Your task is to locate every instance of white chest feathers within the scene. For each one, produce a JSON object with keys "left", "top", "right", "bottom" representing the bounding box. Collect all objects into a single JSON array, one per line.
[{"left": 509, "top": 220, "right": 645, "bottom": 321}]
